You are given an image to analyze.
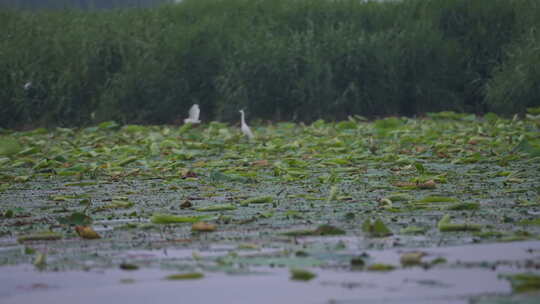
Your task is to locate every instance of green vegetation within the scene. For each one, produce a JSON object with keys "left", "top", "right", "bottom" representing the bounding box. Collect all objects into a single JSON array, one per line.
[
  {"left": 290, "top": 268, "right": 317, "bottom": 281},
  {"left": 164, "top": 272, "right": 205, "bottom": 280},
  {"left": 0, "top": 114, "right": 539, "bottom": 302},
  {"left": 151, "top": 214, "right": 207, "bottom": 224},
  {"left": 0, "top": 0, "right": 171, "bottom": 10},
  {"left": 437, "top": 214, "right": 482, "bottom": 232},
  {"left": 240, "top": 196, "right": 273, "bottom": 206},
  {"left": 367, "top": 263, "right": 396, "bottom": 272},
  {"left": 282, "top": 225, "right": 346, "bottom": 237},
  {"left": 17, "top": 231, "right": 63, "bottom": 242},
  {"left": 196, "top": 203, "right": 237, "bottom": 212},
  {"left": 502, "top": 273, "right": 540, "bottom": 293},
  {"left": 1, "top": 0, "right": 539, "bottom": 128},
  {"left": 362, "top": 218, "right": 393, "bottom": 237}
]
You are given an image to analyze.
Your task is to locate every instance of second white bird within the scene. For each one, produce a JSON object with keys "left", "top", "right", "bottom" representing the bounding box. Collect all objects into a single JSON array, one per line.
[{"left": 239, "top": 109, "right": 254, "bottom": 140}]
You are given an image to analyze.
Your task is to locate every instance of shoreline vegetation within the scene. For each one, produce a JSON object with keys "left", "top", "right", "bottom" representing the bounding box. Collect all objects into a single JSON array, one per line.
[{"left": 1, "top": 0, "right": 539, "bottom": 129}]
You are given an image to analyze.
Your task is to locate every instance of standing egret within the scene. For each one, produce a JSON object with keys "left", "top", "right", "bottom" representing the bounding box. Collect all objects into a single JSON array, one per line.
[
  {"left": 239, "top": 109, "right": 254, "bottom": 140},
  {"left": 184, "top": 104, "right": 201, "bottom": 124}
]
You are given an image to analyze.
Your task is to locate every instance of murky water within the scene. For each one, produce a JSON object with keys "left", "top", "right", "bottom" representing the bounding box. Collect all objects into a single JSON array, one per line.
[{"left": 2, "top": 241, "right": 539, "bottom": 304}]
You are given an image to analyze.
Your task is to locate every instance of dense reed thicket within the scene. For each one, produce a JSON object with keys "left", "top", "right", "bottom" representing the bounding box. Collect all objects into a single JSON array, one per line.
[
  {"left": 0, "top": 0, "right": 172, "bottom": 10},
  {"left": 1, "top": 0, "right": 539, "bottom": 128}
]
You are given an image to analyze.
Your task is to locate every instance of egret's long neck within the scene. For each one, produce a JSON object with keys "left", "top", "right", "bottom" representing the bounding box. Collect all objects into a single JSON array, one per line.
[{"left": 240, "top": 111, "right": 246, "bottom": 125}]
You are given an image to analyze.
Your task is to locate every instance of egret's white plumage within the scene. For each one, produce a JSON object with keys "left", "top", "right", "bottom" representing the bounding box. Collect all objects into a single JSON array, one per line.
[
  {"left": 23, "top": 82, "right": 32, "bottom": 91},
  {"left": 184, "top": 104, "right": 201, "bottom": 124},
  {"left": 239, "top": 109, "right": 254, "bottom": 140}
]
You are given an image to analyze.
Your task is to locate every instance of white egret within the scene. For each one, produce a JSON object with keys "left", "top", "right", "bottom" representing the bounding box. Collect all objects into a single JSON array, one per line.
[
  {"left": 184, "top": 104, "right": 201, "bottom": 124},
  {"left": 239, "top": 109, "right": 254, "bottom": 140},
  {"left": 23, "top": 82, "right": 32, "bottom": 91}
]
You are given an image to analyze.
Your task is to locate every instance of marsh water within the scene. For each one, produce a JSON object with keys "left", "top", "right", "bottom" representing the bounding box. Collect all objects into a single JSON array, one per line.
[{"left": 2, "top": 241, "right": 539, "bottom": 304}]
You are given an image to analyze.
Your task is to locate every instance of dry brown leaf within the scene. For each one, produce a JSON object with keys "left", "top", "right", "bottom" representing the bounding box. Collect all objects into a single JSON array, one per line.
[
  {"left": 437, "top": 151, "right": 450, "bottom": 158},
  {"left": 400, "top": 251, "right": 427, "bottom": 266},
  {"left": 394, "top": 180, "right": 436, "bottom": 189},
  {"left": 193, "top": 161, "right": 206, "bottom": 167},
  {"left": 75, "top": 226, "right": 101, "bottom": 239},
  {"left": 251, "top": 160, "right": 269, "bottom": 167},
  {"left": 417, "top": 180, "right": 437, "bottom": 189},
  {"left": 180, "top": 200, "right": 193, "bottom": 209},
  {"left": 181, "top": 169, "right": 198, "bottom": 179},
  {"left": 415, "top": 146, "right": 427, "bottom": 153},
  {"left": 192, "top": 222, "right": 216, "bottom": 232}
]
